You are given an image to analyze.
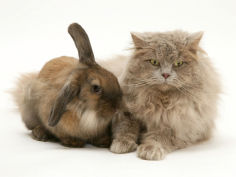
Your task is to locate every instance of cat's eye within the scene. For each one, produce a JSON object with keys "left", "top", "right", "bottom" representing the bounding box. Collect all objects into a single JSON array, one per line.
[
  {"left": 174, "top": 61, "right": 184, "bottom": 67},
  {"left": 149, "top": 59, "right": 160, "bottom": 66}
]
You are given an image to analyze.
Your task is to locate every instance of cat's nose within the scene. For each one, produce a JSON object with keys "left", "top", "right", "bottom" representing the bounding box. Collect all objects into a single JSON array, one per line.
[{"left": 162, "top": 73, "right": 170, "bottom": 79}]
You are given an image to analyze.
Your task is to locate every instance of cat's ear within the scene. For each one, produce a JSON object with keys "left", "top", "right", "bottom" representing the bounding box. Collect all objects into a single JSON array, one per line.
[
  {"left": 131, "top": 32, "right": 148, "bottom": 49},
  {"left": 187, "top": 31, "right": 204, "bottom": 54}
]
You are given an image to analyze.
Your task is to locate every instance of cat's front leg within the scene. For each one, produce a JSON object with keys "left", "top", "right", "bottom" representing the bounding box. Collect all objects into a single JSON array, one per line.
[
  {"left": 110, "top": 111, "right": 140, "bottom": 154},
  {"left": 137, "top": 128, "right": 174, "bottom": 160}
]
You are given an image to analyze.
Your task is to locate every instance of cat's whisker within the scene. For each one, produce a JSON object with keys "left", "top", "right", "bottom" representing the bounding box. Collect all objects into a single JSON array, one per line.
[
  {"left": 123, "top": 77, "right": 159, "bottom": 87},
  {"left": 173, "top": 80, "right": 202, "bottom": 101},
  {"left": 123, "top": 81, "right": 153, "bottom": 87},
  {"left": 175, "top": 86, "right": 200, "bottom": 101},
  {"left": 175, "top": 78, "right": 216, "bottom": 96},
  {"left": 177, "top": 76, "right": 202, "bottom": 90}
]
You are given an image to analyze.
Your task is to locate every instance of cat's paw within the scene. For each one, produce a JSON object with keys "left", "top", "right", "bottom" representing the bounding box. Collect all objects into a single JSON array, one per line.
[
  {"left": 110, "top": 138, "right": 137, "bottom": 154},
  {"left": 137, "top": 143, "right": 166, "bottom": 160}
]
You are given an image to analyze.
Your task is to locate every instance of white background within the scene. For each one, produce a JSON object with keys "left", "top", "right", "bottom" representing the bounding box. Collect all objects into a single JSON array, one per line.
[{"left": 1, "top": 0, "right": 236, "bottom": 177}]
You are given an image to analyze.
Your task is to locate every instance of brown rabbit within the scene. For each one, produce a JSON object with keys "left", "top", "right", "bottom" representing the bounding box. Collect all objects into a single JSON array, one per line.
[{"left": 12, "top": 23, "right": 122, "bottom": 147}]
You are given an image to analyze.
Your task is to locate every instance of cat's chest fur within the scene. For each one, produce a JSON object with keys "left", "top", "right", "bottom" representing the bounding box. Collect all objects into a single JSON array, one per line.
[
  {"left": 127, "top": 88, "right": 179, "bottom": 116},
  {"left": 126, "top": 88, "right": 209, "bottom": 142}
]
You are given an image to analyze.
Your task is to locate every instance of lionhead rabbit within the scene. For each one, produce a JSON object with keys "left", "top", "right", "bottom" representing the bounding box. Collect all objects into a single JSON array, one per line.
[{"left": 12, "top": 23, "right": 122, "bottom": 147}]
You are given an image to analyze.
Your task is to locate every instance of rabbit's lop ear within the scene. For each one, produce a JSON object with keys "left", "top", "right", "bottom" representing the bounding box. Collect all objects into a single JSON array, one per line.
[
  {"left": 68, "top": 23, "right": 95, "bottom": 66},
  {"left": 48, "top": 81, "right": 79, "bottom": 127}
]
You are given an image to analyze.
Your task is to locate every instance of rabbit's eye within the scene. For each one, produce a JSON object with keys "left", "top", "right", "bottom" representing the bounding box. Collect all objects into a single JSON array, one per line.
[{"left": 91, "top": 85, "right": 102, "bottom": 94}]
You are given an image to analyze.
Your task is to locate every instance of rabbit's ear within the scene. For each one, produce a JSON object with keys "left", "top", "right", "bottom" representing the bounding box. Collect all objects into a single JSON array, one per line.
[
  {"left": 48, "top": 81, "right": 79, "bottom": 127},
  {"left": 68, "top": 23, "right": 95, "bottom": 66}
]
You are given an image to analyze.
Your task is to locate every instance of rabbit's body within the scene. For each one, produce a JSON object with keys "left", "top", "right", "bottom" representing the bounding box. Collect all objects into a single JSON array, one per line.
[
  {"left": 15, "top": 57, "right": 113, "bottom": 146},
  {"left": 13, "top": 24, "right": 122, "bottom": 147}
]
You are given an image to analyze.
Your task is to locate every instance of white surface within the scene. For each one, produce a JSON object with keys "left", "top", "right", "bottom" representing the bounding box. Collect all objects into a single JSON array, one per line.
[{"left": 1, "top": 0, "right": 236, "bottom": 177}]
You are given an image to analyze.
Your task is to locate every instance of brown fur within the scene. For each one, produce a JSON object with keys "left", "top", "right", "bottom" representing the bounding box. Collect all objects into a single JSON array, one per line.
[
  {"left": 12, "top": 23, "right": 122, "bottom": 147},
  {"left": 110, "top": 30, "right": 221, "bottom": 160}
]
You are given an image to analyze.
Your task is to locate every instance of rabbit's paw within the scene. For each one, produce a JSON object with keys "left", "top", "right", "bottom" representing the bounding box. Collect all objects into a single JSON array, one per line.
[
  {"left": 91, "top": 135, "right": 111, "bottom": 148},
  {"left": 61, "top": 137, "right": 85, "bottom": 147},
  {"left": 32, "top": 126, "right": 50, "bottom": 142}
]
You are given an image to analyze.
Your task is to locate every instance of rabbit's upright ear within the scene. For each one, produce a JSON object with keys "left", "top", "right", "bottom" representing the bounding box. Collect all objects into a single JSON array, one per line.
[
  {"left": 48, "top": 81, "right": 79, "bottom": 127},
  {"left": 68, "top": 23, "right": 95, "bottom": 66}
]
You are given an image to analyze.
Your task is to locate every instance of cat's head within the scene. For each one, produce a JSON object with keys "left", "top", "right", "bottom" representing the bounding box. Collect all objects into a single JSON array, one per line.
[{"left": 126, "top": 30, "right": 204, "bottom": 91}]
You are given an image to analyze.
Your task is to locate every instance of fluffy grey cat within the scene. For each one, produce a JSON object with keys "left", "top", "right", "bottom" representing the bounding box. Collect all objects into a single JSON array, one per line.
[{"left": 101, "top": 30, "right": 221, "bottom": 160}]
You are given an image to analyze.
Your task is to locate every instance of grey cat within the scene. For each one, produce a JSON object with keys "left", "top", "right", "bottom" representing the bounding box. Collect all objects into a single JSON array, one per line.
[{"left": 101, "top": 30, "right": 221, "bottom": 160}]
